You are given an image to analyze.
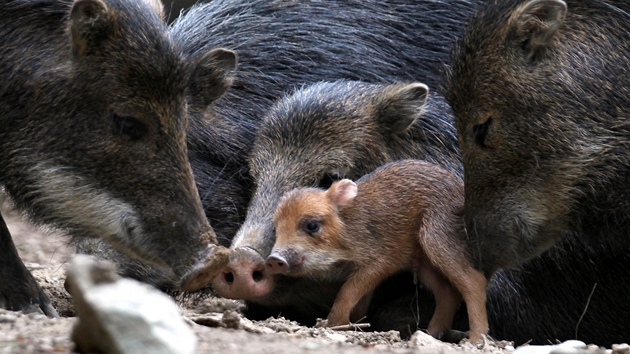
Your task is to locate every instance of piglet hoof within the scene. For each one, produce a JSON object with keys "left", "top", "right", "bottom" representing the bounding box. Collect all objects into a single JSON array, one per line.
[
  {"left": 465, "top": 333, "right": 489, "bottom": 349},
  {"left": 314, "top": 318, "right": 329, "bottom": 328},
  {"left": 179, "top": 245, "right": 231, "bottom": 291},
  {"left": 436, "top": 329, "right": 469, "bottom": 344}
]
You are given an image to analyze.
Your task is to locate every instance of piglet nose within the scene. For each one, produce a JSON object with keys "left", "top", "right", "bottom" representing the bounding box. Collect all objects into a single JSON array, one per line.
[{"left": 265, "top": 254, "right": 288, "bottom": 274}]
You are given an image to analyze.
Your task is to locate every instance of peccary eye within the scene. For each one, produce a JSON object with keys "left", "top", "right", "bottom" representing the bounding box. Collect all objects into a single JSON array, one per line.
[
  {"left": 318, "top": 173, "right": 341, "bottom": 189},
  {"left": 303, "top": 220, "right": 321, "bottom": 235},
  {"left": 112, "top": 114, "right": 148, "bottom": 141},
  {"left": 472, "top": 117, "right": 491, "bottom": 147}
]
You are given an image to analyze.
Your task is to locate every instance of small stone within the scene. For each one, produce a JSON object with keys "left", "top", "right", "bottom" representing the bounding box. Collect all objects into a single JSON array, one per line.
[
  {"left": 26, "top": 311, "right": 46, "bottom": 320},
  {"left": 301, "top": 341, "right": 323, "bottom": 350},
  {"left": 190, "top": 313, "right": 224, "bottom": 327},
  {"left": 37, "top": 343, "right": 54, "bottom": 352},
  {"left": 558, "top": 340, "right": 587, "bottom": 349},
  {"left": 324, "top": 331, "right": 347, "bottom": 343},
  {"left": 222, "top": 310, "right": 241, "bottom": 329},
  {"left": 408, "top": 330, "right": 443, "bottom": 348},
  {"left": 515, "top": 340, "right": 587, "bottom": 354},
  {"left": 550, "top": 347, "right": 587, "bottom": 354},
  {"left": 613, "top": 344, "right": 630, "bottom": 354}
]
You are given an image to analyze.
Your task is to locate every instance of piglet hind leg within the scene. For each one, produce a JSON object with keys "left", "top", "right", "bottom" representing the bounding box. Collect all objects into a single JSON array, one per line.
[
  {"left": 0, "top": 213, "right": 58, "bottom": 317},
  {"left": 418, "top": 217, "right": 488, "bottom": 343},
  {"left": 450, "top": 268, "right": 488, "bottom": 343},
  {"left": 417, "top": 265, "right": 463, "bottom": 341},
  {"left": 327, "top": 268, "right": 391, "bottom": 328}
]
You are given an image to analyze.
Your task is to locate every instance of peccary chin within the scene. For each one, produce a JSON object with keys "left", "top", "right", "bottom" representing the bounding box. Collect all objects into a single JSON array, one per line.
[{"left": 232, "top": 81, "right": 462, "bottom": 259}]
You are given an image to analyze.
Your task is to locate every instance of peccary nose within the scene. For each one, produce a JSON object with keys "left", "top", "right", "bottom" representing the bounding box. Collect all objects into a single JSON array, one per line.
[
  {"left": 211, "top": 246, "right": 274, "bottom": 299},
  {"left": 265, "top": 254, "right": 288, "bottom": 274},
  {"left": 179, "top": 245, "right": 231, "bottom": 291}
]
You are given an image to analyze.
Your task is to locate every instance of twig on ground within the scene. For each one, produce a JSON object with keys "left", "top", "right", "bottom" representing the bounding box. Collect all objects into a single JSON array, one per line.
[{"left": 329, "top": 323, "right": 371, "bottom": 331}]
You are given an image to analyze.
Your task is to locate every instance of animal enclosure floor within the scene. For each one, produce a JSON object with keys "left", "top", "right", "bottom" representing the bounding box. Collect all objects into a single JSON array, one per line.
[{"left": 0, "top": 200, "right": 558, "bottom": 354}]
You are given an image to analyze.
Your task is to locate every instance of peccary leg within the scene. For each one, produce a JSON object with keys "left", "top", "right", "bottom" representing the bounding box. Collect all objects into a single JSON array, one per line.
[
  {"left": 0, "top": 213, "right": 58, "bottom": 317},
  {"left": 349, "top": 290, "right": 374, "bottom": 323},
  {"left": 419, "top": 218, "right": 488, "bottom": 343},
  {"left": 423, "top": 260, "right": 488, "bottom": 342},
  {"left": 327, "top": 269, "right": 390, "bottom": 327},
  {"left": 448, "top": 268, "right": 488, "bottom": 342},
  {"left": 417, "top": 265, "right": 462, "bottom": 340}
]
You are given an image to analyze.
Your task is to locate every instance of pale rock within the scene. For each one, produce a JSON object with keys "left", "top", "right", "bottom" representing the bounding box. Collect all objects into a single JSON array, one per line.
[
  {"left": 515, "top": 340, "right": 587, "bottom": 354},
  {"left": 66, "top": 255, "right": 197, "bottom": 354}
]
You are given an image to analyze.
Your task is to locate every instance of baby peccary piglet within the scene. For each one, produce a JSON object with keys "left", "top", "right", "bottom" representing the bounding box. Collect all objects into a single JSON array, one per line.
[{"left": 267, "top": 159, "right": 488, "bottom": 342}]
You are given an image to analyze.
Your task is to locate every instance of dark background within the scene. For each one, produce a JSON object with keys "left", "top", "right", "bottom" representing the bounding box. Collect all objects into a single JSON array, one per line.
[{"left": 162, "top": 0, "right": 201, "bottom": 23}]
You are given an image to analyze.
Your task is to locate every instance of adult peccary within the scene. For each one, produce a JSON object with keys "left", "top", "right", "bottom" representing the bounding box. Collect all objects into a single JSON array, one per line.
[
  {"left": 443, "top": 0, "right": 630, "bottom": 345},
  {"left": 0, "top": 0, "right": 235, "bottom": 316}
]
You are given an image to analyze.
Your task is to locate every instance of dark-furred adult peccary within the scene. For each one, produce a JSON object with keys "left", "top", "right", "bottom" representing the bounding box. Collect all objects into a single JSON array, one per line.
[
  {"left": 78, "top": 0, "right": 477, "bottom": 287},
  {"left": 443, "top": 0, "right": 630, "bottom": 345},
  {"left": 212, "top": 80, "right": 462, "bottom": 319},
  {"left": 0, "top": 0, "right": 235, "bottom": 316}
]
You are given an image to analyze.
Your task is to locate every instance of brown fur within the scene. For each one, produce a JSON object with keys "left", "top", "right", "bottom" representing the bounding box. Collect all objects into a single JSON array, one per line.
[{"left": 270, "top": 159, "right": 488, "bottom": 342}]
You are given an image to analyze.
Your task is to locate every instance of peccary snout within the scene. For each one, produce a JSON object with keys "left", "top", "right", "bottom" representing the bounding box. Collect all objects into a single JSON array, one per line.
[{"left": 211, "top": 246, "right": 274, "bottom": 299}]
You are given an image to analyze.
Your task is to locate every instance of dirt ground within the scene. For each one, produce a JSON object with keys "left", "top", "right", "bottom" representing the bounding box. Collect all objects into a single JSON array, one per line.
[{"left": 0, "top": 198, "right": 531, "bottom": 353}]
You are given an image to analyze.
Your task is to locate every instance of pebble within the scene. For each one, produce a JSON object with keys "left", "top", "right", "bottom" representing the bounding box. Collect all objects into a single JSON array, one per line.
[{"left": 613, "top": 344, "right": 630, "bottom": 354}]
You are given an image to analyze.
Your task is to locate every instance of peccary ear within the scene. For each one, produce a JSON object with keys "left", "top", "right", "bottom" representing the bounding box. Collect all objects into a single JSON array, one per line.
[
  {"left": 144, "top": 0, "right": 166, "bottom": 21},
  {"left": 190, "top": 48, "right": 238, "bottom": 107},
  {"left": 373, "top": 83, "right": 429, "bottom": 135},
  {"left": 70, "top": 0, "right": 114, "bottom": 58},
  {"left": 327, "top": 179, "right": 358, "bottom": 207},
  {"left": 511, "top": 0, "right": 567, "bottom": 61}
]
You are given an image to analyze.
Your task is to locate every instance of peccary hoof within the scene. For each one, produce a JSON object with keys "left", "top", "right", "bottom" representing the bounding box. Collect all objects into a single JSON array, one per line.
[
  {"left": 0, "top": 214, "right": 58, "bottom": 318},
  {"left": 0, "top": 266, "right": 59, "bottom": 318}
]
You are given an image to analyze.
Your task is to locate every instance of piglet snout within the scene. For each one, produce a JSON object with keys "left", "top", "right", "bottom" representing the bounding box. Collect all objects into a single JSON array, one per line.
[{"left": 266, "top": 252, "right": 289, "bottom": 274}]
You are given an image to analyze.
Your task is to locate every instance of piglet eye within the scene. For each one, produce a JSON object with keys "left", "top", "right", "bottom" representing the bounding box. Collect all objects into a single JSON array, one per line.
[
  {"left": 112, "top": 114, "right": 148, "bottom": 141},
  {"left": 472, "top": 117, "right": 491, "bottom": 147},
  {"left": 303, "top": 220, "right": 321, "bottom": 235}
]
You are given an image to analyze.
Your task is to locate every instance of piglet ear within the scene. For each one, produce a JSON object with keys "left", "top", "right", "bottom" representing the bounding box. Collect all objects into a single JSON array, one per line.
[
  {"left": 510, "top": 0, "right": 567, "bottom": 61},
  {"left": 373, "top": 82, "right": 429, "bottom": 135},
  {"left": 70, "top": 0, "right": 114, "bottom": 59},
  {"left": 189, "top": 48, "right": 238, "bottom": 108},
  {"left": 327, "top": 179, "right": 357, "bottom": 207}
]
